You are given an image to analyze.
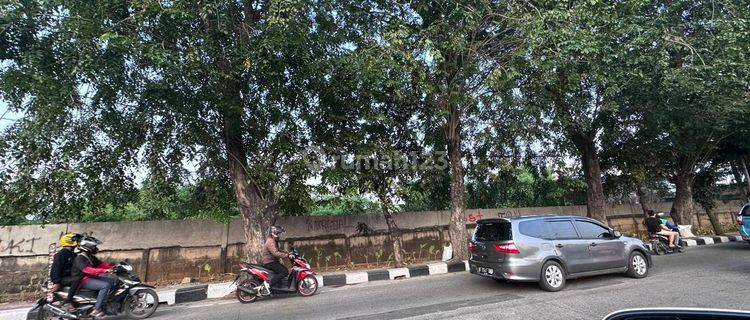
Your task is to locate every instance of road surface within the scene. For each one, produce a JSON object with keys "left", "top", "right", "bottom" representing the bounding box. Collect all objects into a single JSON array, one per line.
[{"left": 146, "top": 241, "right": 750, "bottom": 320}]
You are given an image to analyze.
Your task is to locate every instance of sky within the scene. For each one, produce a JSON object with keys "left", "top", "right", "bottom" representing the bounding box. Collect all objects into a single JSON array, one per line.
[{"left": 0, "top": 100, "right": 23, "bottom": 131}]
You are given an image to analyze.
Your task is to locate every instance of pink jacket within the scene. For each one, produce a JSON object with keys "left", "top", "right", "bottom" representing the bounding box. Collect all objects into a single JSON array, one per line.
[{"left": 261, "top": 237, "right": 288, "bottom": 265}]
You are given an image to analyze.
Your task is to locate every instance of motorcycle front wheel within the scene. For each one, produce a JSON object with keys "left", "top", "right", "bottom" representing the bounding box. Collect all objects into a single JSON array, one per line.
[
  {"left": 236, "top": 279, "right": 260, "bottom": 304},
  {"left": 297, "top": 276, "right": 318, "bottom": 297},
  {"left": 125, "top": 289, "right": 159, "bottom": 319},
  {"left": 35, "top": 304, "right": 56, "bottom": 320}
]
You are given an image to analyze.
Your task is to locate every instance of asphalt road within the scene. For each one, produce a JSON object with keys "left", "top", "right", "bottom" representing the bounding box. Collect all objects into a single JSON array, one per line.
[{"left": 147, "top": 241, "right": 750, "bottom": 320}]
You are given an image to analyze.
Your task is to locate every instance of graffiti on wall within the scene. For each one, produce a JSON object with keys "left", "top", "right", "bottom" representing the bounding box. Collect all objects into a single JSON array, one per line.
[
  {"left": 0, "top": 237, "right": 42, "bottom": 254},
  {"left": 305, "top": 217, "right": 346, "bottom": 233},
  {"left": 0, "top": 230, "right": 97, "bottom": 256},
  {"left": 497, "top": 209, "right": 522, "bottom": 218},
  {"left": 467, "top": 209, "right": 524, "bottom": 223},
  {"left": 467, "top": 212, "right": 484, "bottom": 223}
]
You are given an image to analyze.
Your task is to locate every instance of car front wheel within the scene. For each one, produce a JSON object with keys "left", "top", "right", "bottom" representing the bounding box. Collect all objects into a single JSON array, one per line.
[{"left": 539, "top": 261, "right": 566, "bottom": 292}]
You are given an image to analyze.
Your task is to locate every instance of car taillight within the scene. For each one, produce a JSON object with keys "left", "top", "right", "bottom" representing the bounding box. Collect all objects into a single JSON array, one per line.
[
  {"left": 469, "top": 242, "right": 476, "bottom": 254},
  {"left": 495, "top": 242, "right": 520, "bottom": 255},
  {"left": 739, "top": 215, "right": 744, "bottom": 226}
]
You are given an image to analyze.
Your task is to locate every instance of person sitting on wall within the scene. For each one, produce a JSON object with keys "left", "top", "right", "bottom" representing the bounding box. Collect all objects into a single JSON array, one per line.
[
  {"left": 645, "top": 210, "right": 680, "bottom": 249},
  {"left": 50, "top": 233, "right": 80, "bottom": 311}
]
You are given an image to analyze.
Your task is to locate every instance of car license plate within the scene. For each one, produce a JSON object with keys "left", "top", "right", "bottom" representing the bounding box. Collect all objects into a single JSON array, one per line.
[{"left": 477, "top": 267, "right": 494, "bottom": 275}]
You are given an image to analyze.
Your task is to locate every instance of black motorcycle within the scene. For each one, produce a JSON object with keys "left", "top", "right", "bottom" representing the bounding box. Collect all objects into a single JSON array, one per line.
[{"left": 32, "top": 262, "right": 159, "bottom": 319}]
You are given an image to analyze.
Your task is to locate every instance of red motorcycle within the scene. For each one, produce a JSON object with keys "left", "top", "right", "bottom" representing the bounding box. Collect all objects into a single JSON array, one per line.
[{"left": 234, "top": 249, "right": 319, "bottom": 303}]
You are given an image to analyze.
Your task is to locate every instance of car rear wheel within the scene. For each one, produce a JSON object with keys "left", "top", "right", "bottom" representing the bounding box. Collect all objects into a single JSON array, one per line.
[
  {"left": 539, "top": 261, "right": 565, "bottom": 292},
  {"left": 626, "top": 251, "right": 648, "bottom": 278}
]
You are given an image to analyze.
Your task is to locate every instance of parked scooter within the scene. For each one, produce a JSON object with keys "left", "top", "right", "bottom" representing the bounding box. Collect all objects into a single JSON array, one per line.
[
  {"left": 32, "top": 262, "right": 159, "bottom": 319},
  {"left": 234, "top": 249, "right": 318, "bottom": 303}
]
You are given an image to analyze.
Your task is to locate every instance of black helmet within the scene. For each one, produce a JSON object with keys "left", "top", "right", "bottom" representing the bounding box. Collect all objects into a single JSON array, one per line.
[
  {"left": 270, "top": 226, "right": 286, "bottom": 236},
  {"left": 78, "top": 236, "right": 102, "bottom": 254}
]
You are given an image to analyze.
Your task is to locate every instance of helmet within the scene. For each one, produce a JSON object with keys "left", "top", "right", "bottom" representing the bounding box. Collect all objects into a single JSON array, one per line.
[
  {"left": 59, "top": 233, "right": 80, "bottom": 247},
  {"left": 78, "top": 236, "right": 102, "bottom": 254},
  {"left": 270, "top": 226, "right": 286, "bottom": 236},
  {"left": 657, "top": 212, "right": 666, "bottom": 217}
]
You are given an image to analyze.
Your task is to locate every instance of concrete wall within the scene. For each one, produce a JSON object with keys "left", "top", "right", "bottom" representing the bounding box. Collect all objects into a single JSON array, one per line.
[{"left": 1, "top": 201, "right": 743, "bottom": 295}]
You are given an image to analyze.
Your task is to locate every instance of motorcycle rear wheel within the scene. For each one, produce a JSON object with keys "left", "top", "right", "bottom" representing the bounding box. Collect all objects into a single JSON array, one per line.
[
  {"left": 236, "top": 279, "right": 260, "bottom": 304},
  {"left": 125, "top": 289, "right": 159, "bottom": 319}
]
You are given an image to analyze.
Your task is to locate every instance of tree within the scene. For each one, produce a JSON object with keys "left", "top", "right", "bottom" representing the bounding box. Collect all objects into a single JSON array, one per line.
[
  {"left": 694, "top": 165, "right": 724, "bottom": 235},
  {"left": 601, "top": 109, "right": 670, "bottom": 217},
  {"left": 717, "top": 121, "right": 750, "bottom": 202},
  {"left": 389, "top": 0, "right": 516, "bottom": 260},
  {"left": 307, "top": 44, "right": 429, "bottom": 267},
  {"left": 0, "top": 0, "right": 349, "bottom": 262},
  {"left": 616, "top": 0, "right": 750, "bottom": 224},
  {"left": 508, "top": 0, "right": 639, "bottom": 223}
]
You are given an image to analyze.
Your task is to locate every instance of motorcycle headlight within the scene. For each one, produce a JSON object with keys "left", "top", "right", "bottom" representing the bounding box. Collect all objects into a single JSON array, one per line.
[{"left": 121, "top": 264, "right": 134, "bottom": 272}]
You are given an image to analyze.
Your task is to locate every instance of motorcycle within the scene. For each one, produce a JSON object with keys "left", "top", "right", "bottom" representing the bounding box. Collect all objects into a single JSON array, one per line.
[
  {"left": 647, "top": 233, "right": 683, "bottom": 255},
  {"left": 234, "top": 249, "right": 319, "bottom": 303},
  {"left": 32, "top": 262, "right": 159, "bottom": 319}
]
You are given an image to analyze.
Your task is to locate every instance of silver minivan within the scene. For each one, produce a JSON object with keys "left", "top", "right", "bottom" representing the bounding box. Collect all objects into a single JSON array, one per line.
[{"left": 468, "top": 215, "right": 652, "bottom": 291}]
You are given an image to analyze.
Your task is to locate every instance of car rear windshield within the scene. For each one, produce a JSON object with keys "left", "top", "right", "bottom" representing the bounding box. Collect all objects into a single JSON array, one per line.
[
  {"left": 473, "top": 221, "right": 512, "bottom": 242},
  {"left": 742, "top": 205, "right": 750, "bottom": 216}
]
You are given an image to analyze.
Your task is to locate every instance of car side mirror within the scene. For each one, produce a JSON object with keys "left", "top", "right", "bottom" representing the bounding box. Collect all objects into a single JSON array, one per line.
[{"left": 611, "top": 230, "right": 622, "bottom": 238}]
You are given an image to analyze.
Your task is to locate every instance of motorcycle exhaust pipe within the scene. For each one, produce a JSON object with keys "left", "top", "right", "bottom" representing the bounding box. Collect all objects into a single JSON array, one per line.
[
  {"left": 45, "top": 304, "right": 79, "bottom": 319},
  {"left": 238, "top": 285, "right": 258, "bottom": 295}
]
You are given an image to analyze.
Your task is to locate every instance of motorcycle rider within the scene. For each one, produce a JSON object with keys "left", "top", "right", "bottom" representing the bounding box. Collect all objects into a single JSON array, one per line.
[
  {"left": 645, "top": 210, "right": 680, "bottom": 249},
  {"left": 259, "top": 226, "right": 294, "bottom": 295},
  {"left": 50, "top": 233, "right": 80, "bottom": 311},
  {"left": 71, "top": 236, "right": 114, "bottom": 318},
  {"left": 657, "top": 211, "right": 682, "bottom": 243},
  {"left": 657, "top": 212, "right": 680, "bottom": 232}
]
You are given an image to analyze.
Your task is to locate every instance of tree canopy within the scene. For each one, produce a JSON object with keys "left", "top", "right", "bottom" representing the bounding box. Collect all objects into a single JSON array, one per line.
[{"left": 1, "top": 0, "right": 749, "bottom": 258}]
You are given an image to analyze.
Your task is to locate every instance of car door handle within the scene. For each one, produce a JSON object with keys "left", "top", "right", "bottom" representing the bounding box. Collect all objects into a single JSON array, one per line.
[
  {"left": 590, "top": 242, "right": 597, "bottom": 247},
  {"left": 555, "top": 244, "right": 564, "bottom": 248}
]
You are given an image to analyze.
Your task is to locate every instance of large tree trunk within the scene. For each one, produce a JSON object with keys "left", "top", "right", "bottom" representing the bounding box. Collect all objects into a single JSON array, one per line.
[
  {"left": 669, "top": 171, "right": 695, "bottom": 225},
  {"left": 382, "top": 210, "right": 404, "bottom": 268},
  {"left": 446, "top": 102, "right": 469, "bottom": 261},
  {"left": 730, "top": 161, "right": 747, "bottom": 200},
  {"left": 220, "top": 83, "right": 272, "bottom": 263},
  {"left": 741, "top": 157, "right": 750, "bottom": 201},
  {"left": 375, "top": 178, "right": 404, "bottom": 268},
  {"left": 570, "top": 134, "right": 607, "bottom": 223},
  {"left": 206, "top": 10, "right": 271, "bottom": 263},
  {"left": 704, "top": 207, "right": 723, "bottom": 235},
  {"left": 635, "top": 183, "right": 650, "bottom": 216}
]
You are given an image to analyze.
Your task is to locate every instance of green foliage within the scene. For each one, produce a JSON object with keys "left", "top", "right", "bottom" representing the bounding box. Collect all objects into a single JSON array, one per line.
[
  {"left": 466, "top": 163, "right": 587, "bottom": 209},
  {"left": 694, "top": 166, "right": 725, "bottom": 213},
  {"left": 0, "top": 0, "right": 748, "bottom": 228},
  {"left": 305, "top": 195, "right": 381, "bottom": 216}
]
